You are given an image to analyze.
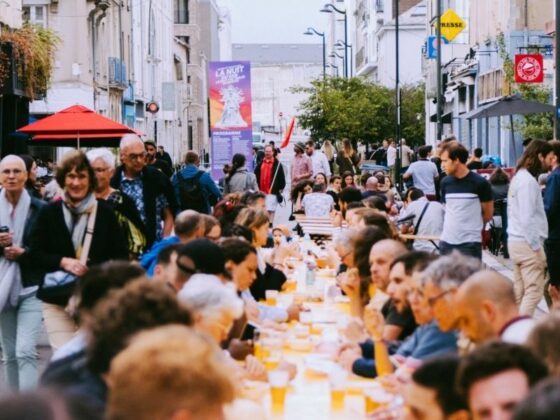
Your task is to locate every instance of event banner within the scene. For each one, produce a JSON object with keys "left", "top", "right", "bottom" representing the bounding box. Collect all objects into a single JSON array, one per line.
[{"left": 208, "top": 61, "right": 253, "bottom": 180}]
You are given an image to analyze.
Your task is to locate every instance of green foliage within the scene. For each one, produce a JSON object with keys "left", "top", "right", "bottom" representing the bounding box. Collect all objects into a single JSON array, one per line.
[
  {"left": 0, "top": 24, "right": 61, "bottom": 99},
  {"left": 292, "top": 77, "right": 426, "bottom": 148},
  {"left": 496, "top": 32, "right": 553, "bottom": 140}
]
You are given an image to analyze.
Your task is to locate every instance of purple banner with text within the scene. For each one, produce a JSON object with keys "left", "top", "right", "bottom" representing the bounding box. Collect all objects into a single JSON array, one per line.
[{"left": 209, "top": 61, "right": 253, "bottom": 180}]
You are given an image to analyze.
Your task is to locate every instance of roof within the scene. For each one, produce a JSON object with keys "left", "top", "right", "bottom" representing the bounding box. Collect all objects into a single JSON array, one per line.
[{"left": 232, "top": 43, "right": 323, "bottom": 65}]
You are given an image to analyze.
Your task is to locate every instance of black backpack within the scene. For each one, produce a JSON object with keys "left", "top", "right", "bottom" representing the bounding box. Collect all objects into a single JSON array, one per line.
[{"left": 177, "top": 171, "right": 206, "bottom": 212}]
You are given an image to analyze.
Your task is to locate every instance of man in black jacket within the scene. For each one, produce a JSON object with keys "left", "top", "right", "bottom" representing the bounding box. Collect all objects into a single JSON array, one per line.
[
  {"left": 111, "top": 135, "right": 178, "bottom": 248},
  {"left": 254, "top": 144, "right": 285, "bottom": 221}
]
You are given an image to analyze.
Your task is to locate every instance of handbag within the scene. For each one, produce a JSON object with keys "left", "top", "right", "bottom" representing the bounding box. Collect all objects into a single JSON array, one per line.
[{"left": 38, "top": 203, "right": 98, "bottom": 306}]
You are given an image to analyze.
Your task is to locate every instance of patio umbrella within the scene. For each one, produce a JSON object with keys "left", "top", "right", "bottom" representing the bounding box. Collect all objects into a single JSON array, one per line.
[
  {"left": 17, "top": 104, "right": 140, "bottom": 148},
  {"left": 462, "top": 96, "right": 554, "bottom": 157}
]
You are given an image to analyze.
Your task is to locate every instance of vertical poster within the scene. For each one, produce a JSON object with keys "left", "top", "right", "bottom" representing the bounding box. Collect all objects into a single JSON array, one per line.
[{"left": 209, "top": 61, "right": 253, "bottom": 180}]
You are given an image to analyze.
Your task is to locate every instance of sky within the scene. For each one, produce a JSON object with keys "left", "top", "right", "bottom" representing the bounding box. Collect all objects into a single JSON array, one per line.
[{"left": 227, "top": 0, "right": 330, "bottom": 44}]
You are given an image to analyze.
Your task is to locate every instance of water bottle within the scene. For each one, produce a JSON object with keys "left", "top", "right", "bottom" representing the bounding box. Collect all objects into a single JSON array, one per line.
[
  {"left": 302, "top": 233, "right": 312, "bottom": 254},
  {"left": 305, "top": 258, "right": 316, "bottom": 289}
]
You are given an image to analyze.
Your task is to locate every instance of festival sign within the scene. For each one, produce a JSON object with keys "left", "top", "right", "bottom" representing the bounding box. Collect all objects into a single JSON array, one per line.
[
  {"left": 437, "top": 9, "right": 466, "bottom": 42},
  {"left": 514, "top": 54, "right": 544, "bottom": 83},
  {"left": 208, "top": 61, "right": 253, "bottom": 180}
]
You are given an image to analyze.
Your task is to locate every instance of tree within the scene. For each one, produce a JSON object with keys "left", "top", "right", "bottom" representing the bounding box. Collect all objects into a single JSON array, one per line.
[{"left": 292, "top": 77, "right": 425, "bottom": 148}]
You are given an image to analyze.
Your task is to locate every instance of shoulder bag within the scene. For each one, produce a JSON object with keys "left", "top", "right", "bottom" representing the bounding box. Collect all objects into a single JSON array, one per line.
[{"left": 38, "top": 202, "right": 98, "bottom": 306}]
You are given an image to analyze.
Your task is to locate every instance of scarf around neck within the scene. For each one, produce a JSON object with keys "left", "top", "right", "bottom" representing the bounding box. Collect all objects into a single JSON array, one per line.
[
  {"left": 62, "top": 192, "right": 98, "bottom": 258},
  {"left": 0, "top": 189, "right": 31, "bottom": 311}
]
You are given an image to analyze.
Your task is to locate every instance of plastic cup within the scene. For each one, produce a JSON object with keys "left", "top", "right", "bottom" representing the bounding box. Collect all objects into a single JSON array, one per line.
[
  {"left": 329, "top": 367, "right": 348, "bottom": 410},
  {"left": 268, "top": 369, "right": 290, "bottom": 408},
  {"left": 265, "top": 290, "right": 279, "bottom": 306},
  {"left": 364, "top": 387, "right": 392, "bottom": 414}
]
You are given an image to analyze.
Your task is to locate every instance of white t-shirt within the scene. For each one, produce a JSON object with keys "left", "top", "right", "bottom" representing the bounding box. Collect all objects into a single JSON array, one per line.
[
  {"left": 387, "top": 146, "right": 397, "bottom": 167},
  {"left": 301, "top": 192, "right": 334, "bottom": 217},
  {"left": 309, "top": 151, "right": 332, "bottom": 177},
  {"left": 405, "top": 160, "right": 439, "bottom": 195},
  {"left": 400, "top": 198, "right": 444, "bottom": 252}
]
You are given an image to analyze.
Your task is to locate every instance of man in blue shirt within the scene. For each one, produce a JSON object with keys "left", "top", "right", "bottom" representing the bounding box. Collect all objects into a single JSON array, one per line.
[
  {"left": 544, "top": 140, "right": 560, "bottom": 305},
  {"left": 172, "top": 151, "right": 221, "bottom": 214}
]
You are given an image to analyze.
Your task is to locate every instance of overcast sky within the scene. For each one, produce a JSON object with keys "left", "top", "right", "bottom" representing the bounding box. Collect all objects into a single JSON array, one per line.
[{"left": 227, "top": 0, "right": 329, "bottom": 44}]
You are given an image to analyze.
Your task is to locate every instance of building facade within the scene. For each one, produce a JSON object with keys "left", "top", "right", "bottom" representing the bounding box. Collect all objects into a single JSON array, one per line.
[{"left": 232, "top": 43, "right": 323, "bottom": 135}]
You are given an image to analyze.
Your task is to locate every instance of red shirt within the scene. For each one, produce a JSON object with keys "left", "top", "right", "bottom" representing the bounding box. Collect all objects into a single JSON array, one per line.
[{"left": 259, "top": 158, "right": 274, "bottom": 194}]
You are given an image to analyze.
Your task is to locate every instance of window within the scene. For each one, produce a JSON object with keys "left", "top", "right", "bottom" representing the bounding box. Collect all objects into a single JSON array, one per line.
[
  {"left": 175, "top": 0, "right": 189, "bottom": 24},
  {"left": 22, "top": 5, "right": 47, "bottom": 28}
]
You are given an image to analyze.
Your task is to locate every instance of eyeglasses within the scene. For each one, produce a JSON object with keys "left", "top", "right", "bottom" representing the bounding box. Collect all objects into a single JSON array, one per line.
[
  {"left": 427, "top": 289, "right": 451, "bottom": 307},
  {"left": 127, "top": 152, "right": 147, "bottom": 161}
]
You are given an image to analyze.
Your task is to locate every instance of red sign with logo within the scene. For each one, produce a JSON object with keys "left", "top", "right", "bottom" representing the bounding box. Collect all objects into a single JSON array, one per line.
[{"left": 514, "top": 54, "right": 544, "bottom": 83}]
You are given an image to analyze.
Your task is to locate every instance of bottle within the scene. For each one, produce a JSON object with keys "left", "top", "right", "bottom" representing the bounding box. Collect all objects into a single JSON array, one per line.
[{"left": 305, "top": 257, "right": 316, "bottom": 289}]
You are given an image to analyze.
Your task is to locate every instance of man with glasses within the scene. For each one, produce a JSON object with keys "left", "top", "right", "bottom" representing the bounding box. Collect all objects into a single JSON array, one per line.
[
  {"left": 340, "top": 251, "right": 458, "bottom": 378},
  {"left": 420, "top": 252, "right": 482, "bottom": 333},
  {"left": 111, "top": 134, "right": 177, "bottom": 248}
]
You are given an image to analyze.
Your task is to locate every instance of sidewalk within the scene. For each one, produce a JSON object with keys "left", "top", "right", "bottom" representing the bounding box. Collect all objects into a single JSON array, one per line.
[{"left": 483, "top": 251, "right": 549, "bottom": 318}]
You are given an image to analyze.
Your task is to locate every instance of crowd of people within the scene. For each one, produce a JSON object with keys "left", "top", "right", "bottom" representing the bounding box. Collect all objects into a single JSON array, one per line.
[{"left": 0, "top": 132, "right": 559, "bottom": 419}]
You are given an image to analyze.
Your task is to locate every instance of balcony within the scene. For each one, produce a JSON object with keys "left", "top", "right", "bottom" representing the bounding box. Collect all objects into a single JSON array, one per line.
[
  {"left": 108, "top": 57, "right": 127, "bottom": 90},
  {"left": 0, "top": 41, "right": 26, "bottom": 97}
]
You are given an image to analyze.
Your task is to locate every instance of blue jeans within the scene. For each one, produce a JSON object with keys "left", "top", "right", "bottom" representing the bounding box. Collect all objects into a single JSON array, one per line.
[
  {"left": 0, "top": 292, "right": 43, "bottom": 391},
  {"left": 439, "top": 241, "right": 482, "bottom": 260}
]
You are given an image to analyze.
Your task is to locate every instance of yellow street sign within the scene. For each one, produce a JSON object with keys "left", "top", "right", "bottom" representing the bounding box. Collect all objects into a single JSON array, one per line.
[{"left": 437, "top": 9, "right": 466, "bottom": 42}]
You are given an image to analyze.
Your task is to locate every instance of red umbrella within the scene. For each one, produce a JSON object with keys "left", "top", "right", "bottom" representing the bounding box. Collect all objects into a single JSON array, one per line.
[{"left": 17, "top": 104, "right": 140, "bottom": 147}]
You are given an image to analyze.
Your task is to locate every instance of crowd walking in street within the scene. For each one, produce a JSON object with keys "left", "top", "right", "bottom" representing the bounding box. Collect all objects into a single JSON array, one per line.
[{"left": 1, "top": 133, "right": 560, "bottom": 420}]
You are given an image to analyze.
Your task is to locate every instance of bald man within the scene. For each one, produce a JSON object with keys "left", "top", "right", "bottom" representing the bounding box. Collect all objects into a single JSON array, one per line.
[
  {"left": 362, "top": 176, "right": 387, "bottom": 202},
  {"left": 369, "top": 239, "right": 408, "bottom": 292},
  {"left": 111, "top": 135, "right": 178, "bottom": 248},
  {"left": 0, "top": 155, "right": 45, "bottom": 390},
  {"left": 455, "top": 270, "right": 534, "bottom": 345}
]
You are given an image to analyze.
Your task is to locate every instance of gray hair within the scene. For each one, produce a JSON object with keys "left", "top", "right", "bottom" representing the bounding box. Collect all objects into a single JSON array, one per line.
[
  {"left": 0, "top": 155, "right": 26, "bottom": 171},
  {"left": 420, "top": 251, "right": 482, "bottom": 290},
  {"left": 119, "top": 134, "right": 143, "bottom": 150},
  {"left": 86, "top": 148, "right": 116, "bottom": 169},
  {"left": 178, "top": 275, "right": 244, "bottom": 320},
  {"left": 334, "top": 228, "right": 357, "bottom": 251}
]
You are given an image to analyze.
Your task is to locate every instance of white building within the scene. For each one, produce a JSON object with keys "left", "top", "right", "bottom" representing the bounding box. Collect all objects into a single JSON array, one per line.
[
  {"left": 0, "top": 0, "right": 23, "bottom": 29},
  {"left": 232, "top": 44, "right": 323, "bottom": 133},
  {"left": 350, "top": 0, "right": 427, "bottom": 87}
]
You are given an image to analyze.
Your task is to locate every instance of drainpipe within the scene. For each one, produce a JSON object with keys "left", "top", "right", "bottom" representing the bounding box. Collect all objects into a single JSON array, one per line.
[{"left": 88, "top": 6, "right": 101, "bottom": 110}]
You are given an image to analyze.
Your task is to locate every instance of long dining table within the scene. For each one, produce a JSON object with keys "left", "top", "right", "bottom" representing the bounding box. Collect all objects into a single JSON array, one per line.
[{"left": 244, "top": 262, "right": 400, "bottom": 419}]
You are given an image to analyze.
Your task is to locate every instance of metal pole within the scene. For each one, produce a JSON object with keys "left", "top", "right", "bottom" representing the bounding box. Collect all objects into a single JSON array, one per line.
[
  {"left": 436, "top": 0, "right": 443, "bottom": 140},
  {"left": 350, "top": 45, "right": 353, "bottom": 77},
  {"left": 395, "top": 0, "right": 402, "bottom": 191},
  {"left": 556, "top": 0, "right": 560, "bottom": 139},
  {"left": 343, "top": 13, "right": 348, "bottom": 78},
  {"left": 322, "top": 34, "right": 326, "bottom": 79}
]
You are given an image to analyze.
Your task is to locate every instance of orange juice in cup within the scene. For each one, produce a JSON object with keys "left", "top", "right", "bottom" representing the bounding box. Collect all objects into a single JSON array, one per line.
[
  {"left": 364, "top": 387, "right": 391, "bottom": 414},
  {"left": 329, "top": 367, "right": 347, "bottom": 410}
]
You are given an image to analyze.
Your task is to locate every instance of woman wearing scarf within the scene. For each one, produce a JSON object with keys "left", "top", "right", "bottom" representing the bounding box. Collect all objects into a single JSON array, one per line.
[
  {"left": 30, "top": 151, "right": 128, "bottom": 351},
  {"left": 0, "top": 155, "right": 44, "bottom": 390},
  {"left": 254, "top": 145, "right": 285, "bottom": 221}
]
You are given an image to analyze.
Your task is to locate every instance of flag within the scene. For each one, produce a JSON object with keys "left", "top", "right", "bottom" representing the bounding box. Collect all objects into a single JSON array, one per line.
[{"left": 280, "top": 117, "right": 296, "bottom": 149}]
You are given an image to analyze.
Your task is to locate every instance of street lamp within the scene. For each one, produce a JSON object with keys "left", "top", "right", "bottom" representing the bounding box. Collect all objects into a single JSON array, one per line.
[
  {"left": 335, "top": 40, "right": 353, "bottom": 77},
  {"left": 320, "top": 3, "right": 348, "bottom": 78},
  {"left": 304, "top": 27, "right": 326, "bottom": 79},
  {"left": 329, "top": 51, "right": 344, "bottom": 75},
  {"left": 327, "top": 63, "right": 339, "bottom": 77}
]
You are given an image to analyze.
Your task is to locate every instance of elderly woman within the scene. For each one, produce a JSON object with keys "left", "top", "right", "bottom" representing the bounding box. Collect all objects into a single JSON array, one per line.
[
  {"left": 86, "top": 148, "right": 146, "bottom": 259},
  {"left": 30, "top": 151, "right": 128, "bottom": 350},
  {"left": 0, "top": 155, "right": 44, "bottom": 390}
]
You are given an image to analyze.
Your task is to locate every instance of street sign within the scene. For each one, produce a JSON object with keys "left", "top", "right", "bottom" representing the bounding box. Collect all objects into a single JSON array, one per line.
[
  {"left": 514, "top": 54, "right": 544, "bottom": 83},
  {"left": 427, "top": 36, "right": 449, "bottom": 59},
  {"left": 438, "top": 9, "right": 466, "bottom": 42}
]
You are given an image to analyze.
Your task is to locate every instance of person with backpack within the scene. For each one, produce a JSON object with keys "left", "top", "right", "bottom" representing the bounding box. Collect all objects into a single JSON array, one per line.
[
  {"left": 223, "top": 154, "right": 258, "bottom": 195},
  {"left": 172, "top": 151, "right": 221, "bottom": 215}
]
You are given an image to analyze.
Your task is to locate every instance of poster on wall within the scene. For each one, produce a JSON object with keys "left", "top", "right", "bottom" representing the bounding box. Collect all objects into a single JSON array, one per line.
[{"left": 208, "top": 61, "right": 253, "bottom": 180}]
